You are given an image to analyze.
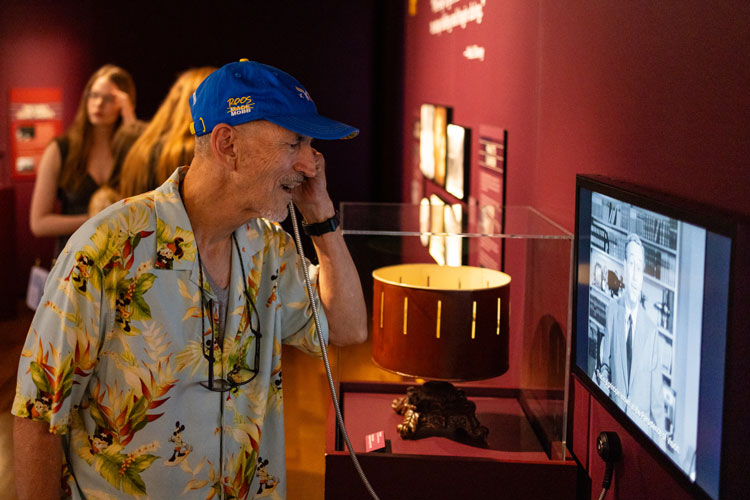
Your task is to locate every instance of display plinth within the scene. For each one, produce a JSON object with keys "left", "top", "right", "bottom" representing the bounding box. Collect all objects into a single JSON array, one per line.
[
  {"left": 324, "top": 382, "right": 577, "bottom": 500},
  {"left": 327, "top": 204, "right": 576, "bottom": 498}
]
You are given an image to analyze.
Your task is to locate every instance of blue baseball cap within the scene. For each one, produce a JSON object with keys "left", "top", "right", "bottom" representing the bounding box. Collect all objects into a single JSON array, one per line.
[{"left": 189, "top": 59, "right": 359, "bottom": 140}]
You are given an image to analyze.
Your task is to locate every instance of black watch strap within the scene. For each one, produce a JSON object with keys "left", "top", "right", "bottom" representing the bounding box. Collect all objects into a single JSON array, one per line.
[{"left": 301, "top": 210, "right": 340, "bottom": 236}]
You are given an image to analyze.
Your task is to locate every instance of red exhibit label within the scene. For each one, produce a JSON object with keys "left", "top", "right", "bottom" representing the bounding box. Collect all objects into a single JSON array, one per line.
[
  {"left": 9, "top": 88, "right": 63, "bottom": 180},
  {"left": 365, "top": 430, "right": 386, "bottom": 452}
]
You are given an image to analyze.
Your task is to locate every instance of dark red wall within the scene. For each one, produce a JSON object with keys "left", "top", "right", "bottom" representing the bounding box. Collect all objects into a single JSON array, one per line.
[
  {"left": 402, "top": 1, "right": 749, "bottom": 499},
  {"left": 0, "top": 0, "right": 386, "bottom": 300},
  {"left": 3, "top": 0, "right": 748, "bottom": 496},
  {"left": 0, "top": 1, "right": 94, "bottom": 300},
  {"left": 535, "top": 1, "right": 749, "bottom": 225}
]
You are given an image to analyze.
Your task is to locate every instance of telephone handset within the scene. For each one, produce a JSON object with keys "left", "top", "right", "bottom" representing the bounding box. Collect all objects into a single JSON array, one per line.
[
  {"left": 287, "top": 202, "right": 380, "bottom": 500},
  {"left": 596, "top": 431, "right": 622, "bottom": 500}
]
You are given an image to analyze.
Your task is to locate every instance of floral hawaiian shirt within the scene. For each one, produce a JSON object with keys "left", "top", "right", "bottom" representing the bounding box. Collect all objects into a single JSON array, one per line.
[{"left": 13, "top": 167, "right": 328, "bottom": 499}]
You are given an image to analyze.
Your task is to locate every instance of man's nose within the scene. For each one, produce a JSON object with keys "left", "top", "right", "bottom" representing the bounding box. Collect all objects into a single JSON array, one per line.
[{"left": 293, "top": 145, "right": 316, "bottom": 176}]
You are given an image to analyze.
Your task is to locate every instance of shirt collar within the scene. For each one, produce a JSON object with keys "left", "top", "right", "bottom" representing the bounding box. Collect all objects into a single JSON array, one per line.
[
  {"left": 152, "top": 166, "right": 196, "bottom": 272},
  {"left": 152, "top": 166, "right": 266, "bottom": 278}
]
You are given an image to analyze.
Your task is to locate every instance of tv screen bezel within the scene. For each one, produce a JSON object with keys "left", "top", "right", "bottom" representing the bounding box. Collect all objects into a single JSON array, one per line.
[{"left": 571, "top": 174, "right": 740, "bottom": 500}]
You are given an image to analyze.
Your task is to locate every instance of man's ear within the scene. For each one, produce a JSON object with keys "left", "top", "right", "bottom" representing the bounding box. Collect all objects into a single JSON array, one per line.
[{"left": 210, "top": 124, "right": 237, "bottom": 167}]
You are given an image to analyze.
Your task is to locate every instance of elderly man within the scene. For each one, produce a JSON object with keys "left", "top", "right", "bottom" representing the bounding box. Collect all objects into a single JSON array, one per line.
[
  {"left": 13, "top": 59, "right": 367, "bottom": 500},
  {"left": 601, "top": 233, "right": 664, "bottom": 441}
]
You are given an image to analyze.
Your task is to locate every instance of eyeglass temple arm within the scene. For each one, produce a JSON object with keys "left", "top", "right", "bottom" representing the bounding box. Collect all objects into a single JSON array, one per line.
[
  {"left": 207, "top": 299, "right": 216, "bottom": 390},
  {"left": 207, "top": 346, "right": 216, "bottom": 390},
  {"left": 246, "top": 290, "right": 263, "bottom": 369}
]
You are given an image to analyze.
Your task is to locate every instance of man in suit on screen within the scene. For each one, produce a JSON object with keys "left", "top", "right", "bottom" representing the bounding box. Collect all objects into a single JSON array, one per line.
[{"left": 601, "top": 233, "right": 665, "bottom": 441}]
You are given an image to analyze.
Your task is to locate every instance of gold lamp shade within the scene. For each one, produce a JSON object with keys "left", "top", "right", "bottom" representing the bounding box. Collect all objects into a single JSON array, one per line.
[{"left": 372, "top": 263, "right": 511, "bottom": 381}]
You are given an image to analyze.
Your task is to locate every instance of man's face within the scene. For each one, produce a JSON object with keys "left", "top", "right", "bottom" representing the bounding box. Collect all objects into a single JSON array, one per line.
[
  {"left": 623, "top": 239, "right": 645, "bottom": 308},
  {"left": 232, "top": 121, "right": 315, "bottom": 222}
]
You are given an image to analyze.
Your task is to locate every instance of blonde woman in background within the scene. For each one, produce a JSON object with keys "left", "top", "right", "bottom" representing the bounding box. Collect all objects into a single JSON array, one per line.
[
  {"left": 118, "top": 66, "right": 216, "bottom": 199},
  {"left": 29, "top": 64, "right": 140, "bottom": 254}
]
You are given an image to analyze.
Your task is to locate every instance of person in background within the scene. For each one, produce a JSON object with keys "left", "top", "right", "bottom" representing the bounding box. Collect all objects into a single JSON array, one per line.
[
  {"left": 118, "top": 66, "right": 216, "bottom": 199},
  {"left": 29, "top": 64, "right": 141, "bottom": 253}
]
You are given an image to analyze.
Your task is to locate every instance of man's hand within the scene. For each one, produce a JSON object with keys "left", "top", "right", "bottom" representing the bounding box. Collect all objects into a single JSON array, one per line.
[
  {"left": 292, "top": 149, "right": 336, "bottom": 224},
  {"left": 289, "top": 148, "right": 367, "bottom": 346}
]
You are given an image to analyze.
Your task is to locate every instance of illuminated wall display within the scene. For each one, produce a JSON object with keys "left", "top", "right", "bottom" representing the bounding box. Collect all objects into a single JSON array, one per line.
[{"left": 9, "top": 88, "right": 63, "bottom": 180}]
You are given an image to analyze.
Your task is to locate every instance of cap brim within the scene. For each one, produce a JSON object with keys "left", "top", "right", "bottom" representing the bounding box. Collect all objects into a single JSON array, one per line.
[{"left": 267, "top": 113, "right": 359, "bottom": 140}]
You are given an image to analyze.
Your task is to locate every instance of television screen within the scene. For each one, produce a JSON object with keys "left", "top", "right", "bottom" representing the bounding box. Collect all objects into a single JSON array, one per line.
[{"left": 573, "top": 175, "right": 734, "bottom": 500}]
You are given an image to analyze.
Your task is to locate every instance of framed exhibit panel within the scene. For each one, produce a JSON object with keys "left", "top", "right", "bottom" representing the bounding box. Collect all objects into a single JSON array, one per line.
[
  {"left": 416, "top": 196, "right": 466, "bottom": 267},
  {"left": 9, "top": 88, "right": 63, "bottom": 180},
  {"left": 472, "top": 126, "right": 508, "bottom": 270},
  {"left": 419, "top": 197, "right": 431, "bottom": 247},
  {"left": 419, "top": 104, "right": 436, "bottom": 180},
  {"left": 443, "top": 203, "right": 463, "bottom": 267},
  {"left": 445, "top": 123, "right": 470, "bottom": 200},
  {"left": 432, "top": 105, "right": 449, "bottom": 187},
  {"left": 419, "top": 103, "right": 452, "bottom": 186},
  {"left": 428, "top": 194, "right": 446, "bottom": 265}
]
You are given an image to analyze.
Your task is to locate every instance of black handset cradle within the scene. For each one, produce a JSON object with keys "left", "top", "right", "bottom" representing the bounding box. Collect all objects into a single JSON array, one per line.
[{"left": 597, "top": 431, "right": 622, "bottom": 499}]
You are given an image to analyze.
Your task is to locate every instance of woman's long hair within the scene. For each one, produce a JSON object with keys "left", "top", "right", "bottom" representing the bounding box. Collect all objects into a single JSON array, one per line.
[
  {"left": 59, "top": 64, "right": 136, "bottom": 193},
  {"left": 119, "top": 66, "right": 215, "bottom": 198}
]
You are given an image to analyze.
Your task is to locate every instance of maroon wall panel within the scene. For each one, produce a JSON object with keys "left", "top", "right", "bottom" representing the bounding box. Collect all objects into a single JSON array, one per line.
[
  {"left": 0, "top": 2, "right": 92, "bottom": 293},
  {"left": 401, "top": 1, "right": 544, "bottom": 390},
  {"left": 0, "top": 1, "right": 378, "bottom": 301},
  {"left": 0, "top": 186, "right": 16, "bottom": 319},
  {"left": 535, "top": 3, "right": 749, "bottom": 498},
  {"left": 402, "top": 1, "right": 749, "bottom": 499},
  {"left": 571, "top": 376, "right": 590, "bottom": 472},
  {"left": 588, "top": 398, "right": 694, "bottom": 500},
  {"left": 535, "top": 1, "right": 750, "bottom": 227},
  {"left": 401, "top": 0, "right": 540, "bottom": 207}
]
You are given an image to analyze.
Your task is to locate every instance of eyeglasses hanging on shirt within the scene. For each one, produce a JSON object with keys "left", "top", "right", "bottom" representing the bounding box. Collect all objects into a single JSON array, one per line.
[{"left": 198, "top": 234, "right": 262, "bottom": 392}]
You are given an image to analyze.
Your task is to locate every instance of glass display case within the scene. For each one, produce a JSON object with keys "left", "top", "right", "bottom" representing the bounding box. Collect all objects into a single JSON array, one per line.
[{"left": 323, "top": 202, "right": 577, "bottom": 500}]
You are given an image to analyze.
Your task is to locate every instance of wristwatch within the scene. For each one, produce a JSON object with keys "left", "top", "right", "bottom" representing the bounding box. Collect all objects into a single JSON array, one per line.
[{"left": 301, "top": 211, "right": 340, "bottom": 236}]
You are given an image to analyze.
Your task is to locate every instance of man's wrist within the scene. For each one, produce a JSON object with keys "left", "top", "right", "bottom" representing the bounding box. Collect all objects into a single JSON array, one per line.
[{"left": 302, "top": 210, "right": 340, "bottom": 236}]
